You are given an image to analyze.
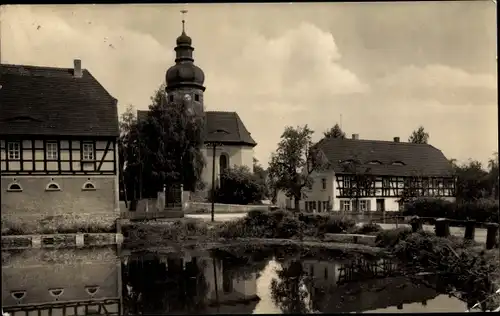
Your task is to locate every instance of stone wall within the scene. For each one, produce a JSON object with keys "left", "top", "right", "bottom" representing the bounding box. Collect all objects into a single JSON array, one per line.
[{"left": 1, "top": 176, "right": 119, "bottom": 221}]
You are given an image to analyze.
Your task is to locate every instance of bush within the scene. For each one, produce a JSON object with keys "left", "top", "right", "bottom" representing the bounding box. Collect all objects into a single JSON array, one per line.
[
  {"left": 212, "top": 166, "right": 266, "bottom": 205},
  {"left": 404, "top": 197, "right": 499, "bottom": 224},
  {"left": 351, "top": 222, "right": 383, "bottom": 235},
  {"left": 404, "top": 197, "right": 455, "bottom": 218},
  {"left": 122, "top": 219, "right": 213, "bottom": 245},
  {"left": 318, "top": 215, "right": 356, "bottom": 235},
  {"left": 375, "top": 227, "right": 412, "bottom": 248}
]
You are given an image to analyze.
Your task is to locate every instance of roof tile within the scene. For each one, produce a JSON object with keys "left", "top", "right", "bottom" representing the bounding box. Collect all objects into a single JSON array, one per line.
[{"left": 0, "top": 63, "right": 119, "bottom": 137}]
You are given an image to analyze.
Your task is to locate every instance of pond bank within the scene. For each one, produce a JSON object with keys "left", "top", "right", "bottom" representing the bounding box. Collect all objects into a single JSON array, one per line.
[
  {"left": 1, "top": 233, "right": 123, "bottom": 250},
  {"left": 122, "top": 237, "right": 386, "bottom": 256}
]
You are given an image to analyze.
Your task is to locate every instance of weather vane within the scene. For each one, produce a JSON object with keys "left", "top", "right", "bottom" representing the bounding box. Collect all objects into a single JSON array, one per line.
[{"left": 181, "top": 9, "right": 188, "bottom": 32}]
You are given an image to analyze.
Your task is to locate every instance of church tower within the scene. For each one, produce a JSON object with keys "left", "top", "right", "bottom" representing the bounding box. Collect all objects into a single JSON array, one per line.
[{"left": 165, "top": 12, "right": 206, "bottom": 117}]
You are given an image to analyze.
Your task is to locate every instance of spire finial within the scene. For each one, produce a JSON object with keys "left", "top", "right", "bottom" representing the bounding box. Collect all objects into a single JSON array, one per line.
[{"left": 180, "top": 9, "right": 188, "bottom": 33}]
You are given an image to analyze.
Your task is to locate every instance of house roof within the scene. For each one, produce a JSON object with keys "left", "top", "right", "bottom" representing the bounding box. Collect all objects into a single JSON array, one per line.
[
  {"left": 316, "top": 137, "right": 454, "bottom": 177},
  {"left": 137, "top": 110, "right": 257, "bottom": 147},
  {"left": 0, "top": 63, "right": 119, "bottom": 137}
]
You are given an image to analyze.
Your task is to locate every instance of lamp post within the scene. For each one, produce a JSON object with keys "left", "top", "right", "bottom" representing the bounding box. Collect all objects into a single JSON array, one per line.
[{"left": 206, "top": 129, "right": 229, "bottom": 222}]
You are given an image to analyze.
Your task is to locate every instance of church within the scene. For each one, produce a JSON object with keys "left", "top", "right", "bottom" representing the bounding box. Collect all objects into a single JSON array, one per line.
[{"left": 137, "top": 19, "right": 257, "bottom": 194}]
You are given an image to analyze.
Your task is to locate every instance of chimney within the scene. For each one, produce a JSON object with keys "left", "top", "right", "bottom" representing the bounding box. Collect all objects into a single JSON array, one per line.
[
  {"left": 351, "top": 134, "right": 359, "bottom": 140},
  {"left": 393, "top": 137, "right": 400, "bottom": 143},
  {"left": 73, "top": 59, "right": 82, "bottom": 78}
]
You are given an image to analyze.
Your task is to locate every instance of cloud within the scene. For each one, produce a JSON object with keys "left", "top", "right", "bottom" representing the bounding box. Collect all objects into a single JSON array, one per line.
[
  {"left": 207, "top": 22, "right": 369, "bottom": 104},
  {"left": 1, "top": 5, "right": 496, "bottom": 169},
  {"left": 1, "top": 5, "right": 172, "bottom": 108},
  {"left": 375, "top": 64, "right": 497, "bottom": 105}
]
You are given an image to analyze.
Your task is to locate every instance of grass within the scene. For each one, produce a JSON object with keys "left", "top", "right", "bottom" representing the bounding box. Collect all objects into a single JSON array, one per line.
[{"left": 1, "top": 213, "right": 118, "bottom": 235}]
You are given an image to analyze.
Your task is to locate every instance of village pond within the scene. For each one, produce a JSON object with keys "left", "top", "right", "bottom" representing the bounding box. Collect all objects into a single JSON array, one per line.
[{"left": 1, "top": 245, "right": 490, "bottom": 315}]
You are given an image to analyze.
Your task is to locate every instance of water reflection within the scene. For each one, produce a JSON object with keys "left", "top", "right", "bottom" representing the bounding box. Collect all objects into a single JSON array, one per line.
[
  {"left": 2, "top": 246, "right": 472, "bottom": 315},
  {"left": 2, "top": 247, "right": 121, "bottom": 316}
]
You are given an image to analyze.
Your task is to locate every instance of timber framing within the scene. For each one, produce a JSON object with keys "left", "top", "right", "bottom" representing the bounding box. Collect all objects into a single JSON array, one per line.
[
  {"left": 335, "top": 174, "right": 456, "bottom": 198},
  {"left": 1, "top": 137, "right": 117, "bottom": 176}
]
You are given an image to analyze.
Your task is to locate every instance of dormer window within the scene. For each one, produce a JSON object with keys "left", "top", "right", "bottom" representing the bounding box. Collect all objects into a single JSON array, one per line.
[
  {"left": 392, "top": 161, "right": 405, "bottom": 166},
  {"left": 367, "top": 160, "right": 382, "bottom": 165}
]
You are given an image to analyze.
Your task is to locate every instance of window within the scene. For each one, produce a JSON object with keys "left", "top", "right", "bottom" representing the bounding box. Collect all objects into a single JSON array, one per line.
[
  {"left": 392, "top": 161, "right": 405, "bottom": 166},
  {"left": 194, "top": 94, "right": 200, "bottom": 102},
  {"left": 368, "top": 160, "right": 382, "bottom": 165},
  {"left": 341, "top": 200, "right": 351, "bottom": 212},
  {"left": 82, "top": 181, "right": 96, "bottom": 191},
  {"left": 322, "top": 201, "right": 329, "bottom": 212},
  {"left": 343, "top": 177, "right": 351, "bottom": 188},
  {"left": 46, "top": 182, "right": 61, "bottom": 191},
  {"left": 324, "top": 268, "right": 329, "bottom": 280},
  {"left": 359, "top": 200, "right": 368, "bottom": 212},
  {"left": 48, "top": 288, "right": 64, "bottom": 298},
  {"left": 46, "top": 142, "right": 58, "bottom": 160},
  {"left": 7, "top": 142, "right": 20, "bottom": 160},
  {"left": 169, "top": 94, "right": 174, "bottom": 102},
  {"left": 219, "top": 154, "right": 228, "bottom": 173},
  {"left": 7, "top": 183, "right": 22, "bottom": 192},
  {"left": 321, "top": 178, "right": 327, "bottom": 190},
  {"left": 82, "top": 143, "right": 94, "bottom": 161}
]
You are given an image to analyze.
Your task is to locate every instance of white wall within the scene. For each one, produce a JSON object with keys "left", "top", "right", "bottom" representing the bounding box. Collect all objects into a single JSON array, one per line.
[{"left": 201, "top": 144, "right": 254, "bottom": 190}]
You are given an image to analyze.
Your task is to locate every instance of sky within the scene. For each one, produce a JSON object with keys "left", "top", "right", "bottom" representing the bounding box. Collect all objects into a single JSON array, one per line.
[{"left": 1, "top": 2, "right": 497, "bottom": 168}]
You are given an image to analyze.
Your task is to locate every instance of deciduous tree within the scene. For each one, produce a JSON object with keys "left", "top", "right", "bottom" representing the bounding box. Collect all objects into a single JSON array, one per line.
[
  {"left": 214, "top": 165, "right": 266, "bottom": 205},
  {"left": 268, "top": 125, "right": 328, "bottom": 211},
  {"left": 408, "top": 126, "right": 430, "bottom": 144},
  {"left": 121, "top": 85, "right": 206, "bottom": 199},
  {"left": 323, "top": 123, "right": 346, "bottom": 139}
]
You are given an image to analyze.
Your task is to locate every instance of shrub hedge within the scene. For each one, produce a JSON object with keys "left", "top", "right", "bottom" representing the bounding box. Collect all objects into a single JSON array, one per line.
[{"left": 403, "top": 197, "right": 499, "bottom": 224}]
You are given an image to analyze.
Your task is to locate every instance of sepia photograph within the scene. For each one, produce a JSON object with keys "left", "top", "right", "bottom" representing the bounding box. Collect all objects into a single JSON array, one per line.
[{"left": 1, "top": 1, "right": 498, "bottom": 315}]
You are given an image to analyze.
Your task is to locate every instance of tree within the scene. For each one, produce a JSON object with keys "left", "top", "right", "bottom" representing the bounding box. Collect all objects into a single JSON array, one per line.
[
  {"left": 213, "top": 166, "right": 266, "bottom": 205},
  {"left": 118, "top": 104, "right": 141, "bottom": 203},
  {"left": 253, "top": 157, "right": 270, "bottom": 199},
  {"left": 486, "top": 152, "right": 499, "bottom": 199},
  {"left": 408, "top": 126, "right": 429, "bottom": 144},
  {"left": 323, "top": 123, "right": 346, "bottom": 139},
  {"left": 452, "top": 160, "right": 489, "bottom": 202},
  {"left": 124, "top": 85, "right": 206, "bottom": 198},
  {"left": 271, "top": 260, "right": 312, "bottom": 314},
  {"left": 268, "top": 125, "right": 328, "bottom": 211}
]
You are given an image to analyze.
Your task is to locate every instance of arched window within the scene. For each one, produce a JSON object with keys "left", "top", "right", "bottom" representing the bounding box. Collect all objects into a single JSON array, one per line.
[
  {"left": 85, "top": 286, "right": 100, "bottom": 296},
  {"left": 48, "top": 288, "right": 64, "bottom": 299},
  {"left": 82, "top": 181, "right": 96, "bottom": 191},
  {"left": 219, "top": 153, "right": 229, "bottom": 173},
  {"left": 45, "top": 182, "right": 61, "bottom": 191},
  {"left": 7, "top": 182, "right": 23, "bottom": 192}
]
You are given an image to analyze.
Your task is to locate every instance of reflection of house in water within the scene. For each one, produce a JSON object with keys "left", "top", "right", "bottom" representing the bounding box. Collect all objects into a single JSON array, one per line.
[
  {"left": 294, "top": 258, "right": 441, "bottom": 313},
  {"left": 123, "top": 250, "right": 259, "bottom": 314},
  {"left": 1, "top": 248, "right": 122, "bottom": 316}
]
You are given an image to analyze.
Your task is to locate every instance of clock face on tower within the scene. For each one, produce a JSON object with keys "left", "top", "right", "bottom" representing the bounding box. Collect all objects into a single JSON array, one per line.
[{"left": 184, "top": 94, "right": 192, "bottom": 101}]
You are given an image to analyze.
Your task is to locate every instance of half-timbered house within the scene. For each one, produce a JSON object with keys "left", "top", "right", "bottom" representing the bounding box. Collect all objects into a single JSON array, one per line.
[
  {"left": 300, "top": 134, "right": 456, "bottom": 212},
  {"left": 0, "top": 60, "right": 120, "bottom": 220}
]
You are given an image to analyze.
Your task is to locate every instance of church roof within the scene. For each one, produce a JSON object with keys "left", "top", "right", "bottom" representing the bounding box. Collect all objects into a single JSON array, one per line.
[
  {"left": 316, "top": 137, "right": 453, "bottom": 177},
  {"left": 0, "top": 63, "right": 119, "bottom": 137},
  {"left": 137, "top": 110, "right": 257, "bottom": 147}
]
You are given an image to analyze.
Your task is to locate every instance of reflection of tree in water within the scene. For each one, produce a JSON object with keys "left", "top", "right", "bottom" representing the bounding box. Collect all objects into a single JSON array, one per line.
[
  {"left": 122, "top": 254, "right": 209, "bottom": 315},
  {"left": 210, "top": 248, "right": 272, "bottom": 281},
  {"left": 270, "top": 260, "right": 313, "bottom": 314}
]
